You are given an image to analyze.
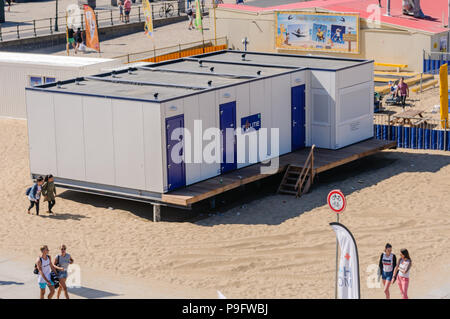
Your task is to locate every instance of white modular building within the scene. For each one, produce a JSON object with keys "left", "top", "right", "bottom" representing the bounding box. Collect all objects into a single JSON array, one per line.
[
  {"left": 25, "top": 50, "right": 374, "bottom": 205},
  {"left": 0, "top": 52, "right": 121, "bottom": 119}
]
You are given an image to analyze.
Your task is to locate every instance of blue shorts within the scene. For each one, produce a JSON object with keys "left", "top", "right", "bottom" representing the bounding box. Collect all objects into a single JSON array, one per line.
[
  {"left": 382, "top": 271, "right": 393, "bottom": 281},
  {"left": 39, "top": 280, "right": 54, "bottom": 289},
  {"left": 59, "top": 270, "right": 68, "bottom": 279}
]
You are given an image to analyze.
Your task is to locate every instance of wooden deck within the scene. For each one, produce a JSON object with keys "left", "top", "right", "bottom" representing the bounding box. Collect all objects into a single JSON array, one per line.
[{"left": 161, "top": 138, "right": 397, "bottom": 207}]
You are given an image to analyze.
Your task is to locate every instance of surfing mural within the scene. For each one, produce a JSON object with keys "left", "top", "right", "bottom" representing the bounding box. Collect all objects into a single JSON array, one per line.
[{"left": 275, "top": 11, "right": 360, "bottom": 54}]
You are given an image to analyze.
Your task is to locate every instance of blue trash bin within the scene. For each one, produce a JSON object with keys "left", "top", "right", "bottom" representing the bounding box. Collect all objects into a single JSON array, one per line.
[
  {"left": 404, "top": 127, "right": 411, "bottom": 148},
  {"left": 397, "top": 126, "right": 403, "bottom": 148},
  {"left": 417, "top": 127, "right": 424, "bottom": 149},
  {"left": 431, "top": 130, "right": 438, "bottom": 150},
  {"left": 411, "top": 127, "right": 417, "bottom": 149}
]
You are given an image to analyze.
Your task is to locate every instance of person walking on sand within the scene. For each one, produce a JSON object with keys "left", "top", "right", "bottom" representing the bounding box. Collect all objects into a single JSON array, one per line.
[
  {"left": 124, "top": 0, "right": 131, "bottom": 23},
  {"left": 55, "top": 244, "right": 73, "bottom": 299},
  {"left": 378, "top": 243, "right": 397, "bottom": 299},
  {"left": 396, "top": 77, "right": 409, "bottom": 110},
  {"left": 27, "top": 176, "right": 43, "bottom": 215},
  {"left": 393, "top": 248, "right": 412, "bottom": 299},
  {"left": 36, "top": 245, "right": 63, "bottom": 299},
  {"left": 42, "top": 174, "right": 57, "bottom": 215},
  {"left": 6, "top": 0, "right": 12, "bottom": 12},
  {"left": 118, "top": 0, "right": 124, "bottom": 22}
]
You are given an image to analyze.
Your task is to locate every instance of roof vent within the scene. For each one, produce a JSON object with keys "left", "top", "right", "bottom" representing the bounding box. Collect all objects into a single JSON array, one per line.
[
  {"left": 75, "top": 78, "right": 82, "bottom": 85},
  {"left": 112, "top": 71, "right": 117, "bottom": 78},
  {"left": 56, "top": 81, "right": 62, "bottom": 89},
  {"left": 257, "top": 70, "right": 262, "bottom": 76},
  {"left": 153, "top": 93, "right": 159, "bottom": 100},
  {"left": 198, "top": 60, "right": 203, "bottom": 67},
  {"left": 210, "top": 67, "right": 214, "bottom": 72},
  {"left": 241, "top": 53, "right": 246, "bottom": 61},
  {"left": 127, "top": 68, "right": 133, "bottom": 75},
  {"left": 207, "top": 80, "right": 213, "bottom": 87}
]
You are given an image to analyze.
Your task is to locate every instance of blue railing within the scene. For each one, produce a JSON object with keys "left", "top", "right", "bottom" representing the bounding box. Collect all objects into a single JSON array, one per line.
[
  {"left": 423, "top": 50, "right": 450, "bottom": 74},
  {"left": 374, "top": 115, "right": 449, "bottom": 151}
]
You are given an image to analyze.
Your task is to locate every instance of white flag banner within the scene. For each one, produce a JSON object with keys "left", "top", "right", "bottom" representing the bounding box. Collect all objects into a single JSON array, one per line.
[{"left": 330, "top": 222, "right": 360, "bottom": 299}]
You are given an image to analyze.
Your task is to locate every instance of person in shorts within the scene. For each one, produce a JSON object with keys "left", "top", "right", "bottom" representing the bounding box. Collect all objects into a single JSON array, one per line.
[
  {"left": 124, "top": 0, "right": 131, "bottom": 23},
  {"left": 55, "top": 244, "right": 74, "bottom": 299},
  {"left": 187, "top": 5, "right": 194, "bottom": 30},
  {"left": 36, "top": 245, "right": 63, "bottom": 299},
  {"left": 378, "top": 243, "right": 397, "bottom": 299},
  {"left": 67, "top": 28, "right": 76, "bottom": 53}
]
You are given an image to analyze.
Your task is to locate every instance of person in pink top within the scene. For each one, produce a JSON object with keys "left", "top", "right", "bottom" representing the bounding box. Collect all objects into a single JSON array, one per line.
[
  {"left": 393, "top": 248, "right": 412, "bottom": 299},
  {"left": 124, "top": 0, "right": 132, "bottom": 23},
  {"left": 396, "top": 77, "right": 409, "bottom": 110}
]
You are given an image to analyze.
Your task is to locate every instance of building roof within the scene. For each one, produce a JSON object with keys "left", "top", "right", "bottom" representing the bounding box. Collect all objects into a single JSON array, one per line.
[
  {"left": 0, "top": 52, "right": 115, "bottom": 67},
  {"left": 27, "top": 51, "right": 371, "bottom": 103},
  {"left": 192, "top": 50, "right": 370, "bottom": 71},
  {"left": 220, "top": 0, "right": 449, "bottom": 34}
]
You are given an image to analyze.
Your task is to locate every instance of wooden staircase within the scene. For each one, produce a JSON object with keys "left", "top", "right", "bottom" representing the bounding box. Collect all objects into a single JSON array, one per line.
[{"left": 277, "top": 145, "right": 316, "bottom": 197}]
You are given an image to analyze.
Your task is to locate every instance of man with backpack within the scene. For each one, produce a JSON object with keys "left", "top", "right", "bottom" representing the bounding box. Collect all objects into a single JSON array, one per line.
[{"left": 26, "top": 176, "right": 43, "bottom": 215}]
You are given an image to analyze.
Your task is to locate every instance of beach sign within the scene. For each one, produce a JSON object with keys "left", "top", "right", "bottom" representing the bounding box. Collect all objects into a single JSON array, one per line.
[
  {"left": 327, "top": 189, "right": 346, "bottom": 214},
  {"left": 330, "top": 222, "right": 361, "bottom": 299}
]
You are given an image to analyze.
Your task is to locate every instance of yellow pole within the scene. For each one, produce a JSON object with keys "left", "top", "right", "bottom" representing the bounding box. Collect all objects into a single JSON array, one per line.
[{"left": 439, "top": 63, "right": 448, "bottom": 128}]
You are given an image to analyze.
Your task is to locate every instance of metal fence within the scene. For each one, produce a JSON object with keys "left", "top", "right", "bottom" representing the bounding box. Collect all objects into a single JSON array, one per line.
[
  {"left": 423, "top": 50, "right": 450, "bottom": 74},
  {"left": 373, "top": 113, "right": 449, "bottom": 151},
  {"left": 114, "top": 36, "right": 227, "bottom": 63},
  {"left": 0, "top": 1, "right": 209, "bottom": 42}
]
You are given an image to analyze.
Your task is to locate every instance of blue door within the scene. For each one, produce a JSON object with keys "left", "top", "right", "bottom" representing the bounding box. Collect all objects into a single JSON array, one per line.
[
  {"left": 166, "top": 115, "right": 186, "bottom": 191},
  {"left": 291, "top": 84, "right": 306, "bottom": 151},
  {"left": 220, "top": 101, "right": 237, "bottom": 173}
]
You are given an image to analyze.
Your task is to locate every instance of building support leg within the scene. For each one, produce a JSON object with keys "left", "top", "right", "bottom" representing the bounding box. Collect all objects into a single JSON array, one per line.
[
  {"left": 209, "top": 197, "right": 216, "bottom": 209},
  {"left": 153, "top": 204, "right": 161, "bottom": 222}
]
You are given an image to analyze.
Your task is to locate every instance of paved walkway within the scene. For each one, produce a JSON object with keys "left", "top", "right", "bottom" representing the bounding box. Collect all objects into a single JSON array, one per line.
[
  {"left": 0, "top": 253, "right": 212, "bottom": 299},
  {"left": 1, "top": 0, "right": 190, "bottom": 42}
]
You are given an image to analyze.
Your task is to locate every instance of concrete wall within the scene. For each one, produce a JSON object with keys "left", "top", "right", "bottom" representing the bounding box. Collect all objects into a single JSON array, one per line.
[{"left": 215, "top": 7, "right": 437, "bottom": 72}]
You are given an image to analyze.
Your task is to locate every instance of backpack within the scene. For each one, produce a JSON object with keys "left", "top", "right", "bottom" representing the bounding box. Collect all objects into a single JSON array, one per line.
[
  {"left": 187, "top": 8, "right": 193, "bottom": 15},
  {"left": 25, "top": 186, "right": 32, "bottom": 196}
]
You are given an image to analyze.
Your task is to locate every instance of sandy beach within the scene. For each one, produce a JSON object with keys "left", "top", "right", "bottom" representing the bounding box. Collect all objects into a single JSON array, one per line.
[{"left": 1, "top": 117, "right": 449, "bottom": 299}]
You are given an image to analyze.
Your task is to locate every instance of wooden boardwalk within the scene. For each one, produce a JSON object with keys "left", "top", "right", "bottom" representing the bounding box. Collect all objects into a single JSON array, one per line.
[{"left": 162, "top": 138, "right": 397, "bottom": 207}]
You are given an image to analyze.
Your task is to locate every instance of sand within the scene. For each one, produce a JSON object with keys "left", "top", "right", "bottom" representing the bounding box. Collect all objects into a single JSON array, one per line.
[{"left": 1, "top": 117, "right": 449, "bottom": 298}]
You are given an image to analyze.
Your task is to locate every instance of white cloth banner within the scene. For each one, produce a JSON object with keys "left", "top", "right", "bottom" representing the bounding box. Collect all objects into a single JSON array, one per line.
[{"left": 330, "top": 222, "right": 360, "bottom": 299}]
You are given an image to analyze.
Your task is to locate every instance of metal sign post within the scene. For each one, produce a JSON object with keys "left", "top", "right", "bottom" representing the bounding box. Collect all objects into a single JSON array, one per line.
[{"left": 327, "top": 189, "right": 346, "bottom": 299}]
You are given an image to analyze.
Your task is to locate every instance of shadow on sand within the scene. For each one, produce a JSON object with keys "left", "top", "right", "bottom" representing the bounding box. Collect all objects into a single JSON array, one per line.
[
  {"left": 58, "top": 151, "right": 450, "bottom": 225},
  {"left": 0, "top": 280, "right": 24, "bottom": 286},
  {"left": 39, "top": 212, "right": 89, "bottom": 221},
  {"left": 68, "top": 286, "right": 120, "bottom": 299}
]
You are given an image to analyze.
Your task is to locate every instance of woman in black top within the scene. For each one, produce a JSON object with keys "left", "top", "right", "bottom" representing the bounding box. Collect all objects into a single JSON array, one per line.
[{"left": 74, "top": 28, "right": 83, "bottom": 54}]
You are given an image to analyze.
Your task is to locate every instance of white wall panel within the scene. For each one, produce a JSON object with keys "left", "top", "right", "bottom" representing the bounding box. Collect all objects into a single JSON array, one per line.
[
  {"left": 142, "top": 103, "right": 164, "bottom": 192},
  {"left": 183, "top": 95, "right": 203, "bottom": 185},
  {"left": 54, "top": 94, "right": 85, "bottom": 180},
  {"left": 218, "top": 86, "right": 236, "bottom": 105},
  {"left": 236, "top": 83, "right": 251, "bottom": 169},
  {"left": 112, "top": 100, "right": 146, "bottom": 190},
  {"left": 82, "top": 97, "right": 115, "bottom": 185},
  {"left": 271, "top": 75, "right": 291, "bottom": 155},
  {"left": 201, "top": 91, "right": 221, "bottom": 181},
  {"left": 26, "top": 91, "right": 58, "bottom": 175}
]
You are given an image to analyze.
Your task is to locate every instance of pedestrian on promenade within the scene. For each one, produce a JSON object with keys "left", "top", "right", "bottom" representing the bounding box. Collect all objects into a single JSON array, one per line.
[
  {"left": 35, "top": 245, "right": 63, "bottom": 299},
  {"left": 393, "top": 248, "right": 412, "bottom": 299},
  {"left": 118, "top": 1, "right": 124, "bottom": 22},
  {"left": 75, "top": 28, "right": 83, "bottom": 54},
  {"left": 6, "top": 0, "right": 12, "bottom": 12},
  {"left": 236, "top": 0, "right": 244, "bottom": 4},
  {"left": 124, "top": 0, "right": 131, "bottom": 23},
  {"left": 42, "top": 174, "right": 56, "bottom": 215},
  {"left": 378, "top": 243, "right": 397, "bottom": 299},
  {"left": 55, "top": 244, "right": 74, "bottom": 299},
  {"left": 187, "top": 4, "right": 194, "bottom": 30},
  {"left": 67, "top": 27, "right": 76, "bottom": 53},
  {"left": 26, "top": 176, "right": 43, "bottom": 215}
]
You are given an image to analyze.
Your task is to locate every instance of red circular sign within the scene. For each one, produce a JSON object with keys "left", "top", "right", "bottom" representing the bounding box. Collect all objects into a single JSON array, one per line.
[{"left": 327, "top": 189, "right": 346, "bottom": 213}]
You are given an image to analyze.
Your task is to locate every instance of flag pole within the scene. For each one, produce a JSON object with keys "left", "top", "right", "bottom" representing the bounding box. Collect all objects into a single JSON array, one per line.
[
  {"left": 335, "top": 213, "right": 339, "bottom": 299},
  {"left": 213, "top": 0, "right": 217, "bottom": 46}
]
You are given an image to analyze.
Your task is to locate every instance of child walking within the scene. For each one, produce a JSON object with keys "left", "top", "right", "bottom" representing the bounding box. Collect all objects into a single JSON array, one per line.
[
  {"left": 118, "top": 1, "right": 124, "bottom": 22},
  {"left": 27, "top": 176, "right": 43, "bottom": 215},
  {"left": 42, "top": 174, "right": 57, "bottom": 214}
]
